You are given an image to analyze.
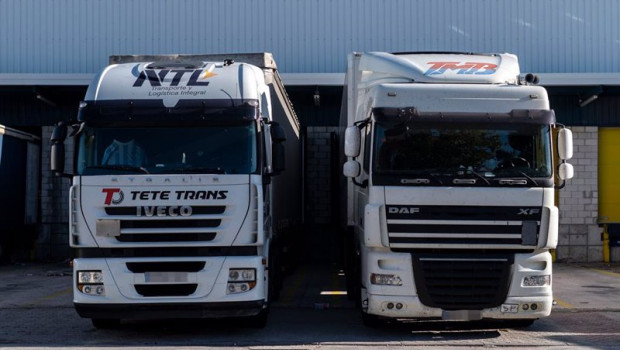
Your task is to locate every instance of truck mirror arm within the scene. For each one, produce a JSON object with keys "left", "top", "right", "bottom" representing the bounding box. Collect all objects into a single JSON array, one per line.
[{"left": 352, "top": 178, "right": 368, "bottom": 188}]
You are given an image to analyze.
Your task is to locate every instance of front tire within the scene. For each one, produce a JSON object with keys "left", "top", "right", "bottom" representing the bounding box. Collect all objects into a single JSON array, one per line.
[
  {"left": 241, "top": 308, "right": 269, "bottom": 328},
  {"left": 361, "top": 311, "right": 384, "bottom": 328},
  {"left": 91, "top": 318, "right": 120, "bottom": 329}
]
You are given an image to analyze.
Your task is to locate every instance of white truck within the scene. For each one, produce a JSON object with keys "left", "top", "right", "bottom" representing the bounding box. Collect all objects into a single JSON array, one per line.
[
  {"left": 341, "top": 52, "right": 574, "bottom": 326},
  {"left": 50, "top": 53, "right": 302, "bottom": 328}
]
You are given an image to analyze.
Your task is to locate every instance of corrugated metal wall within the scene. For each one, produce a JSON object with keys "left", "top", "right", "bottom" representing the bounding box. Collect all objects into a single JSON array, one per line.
[{"left": 1, "top": 0, "right": 619, "bottom": 74}]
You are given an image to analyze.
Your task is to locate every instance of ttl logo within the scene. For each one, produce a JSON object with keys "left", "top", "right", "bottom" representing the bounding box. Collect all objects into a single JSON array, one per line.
[{"left": 102, "top": 188, "right": 124, "bottom": 205}]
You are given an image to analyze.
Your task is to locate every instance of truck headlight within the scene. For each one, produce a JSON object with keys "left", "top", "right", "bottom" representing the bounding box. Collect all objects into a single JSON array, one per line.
[
  {"left": 227, "top": 268, "right": 257, "bottom": 294},
  {"left": 370, "top": 273, "right": 403, "bottom": 286},
  {"left": 523, "top": 275, "right": 551, "bottom": 287},
  {"left": 77, "top": 270, "right": 105, "bottom": 296}
]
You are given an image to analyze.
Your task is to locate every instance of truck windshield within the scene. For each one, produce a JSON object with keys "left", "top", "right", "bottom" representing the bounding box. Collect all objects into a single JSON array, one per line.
[
  {"left": 76, "top": 123, "right": 258, "bottom": 175},
  {"left": 373, "top": 122, "right": 552, "bottom": 184}
]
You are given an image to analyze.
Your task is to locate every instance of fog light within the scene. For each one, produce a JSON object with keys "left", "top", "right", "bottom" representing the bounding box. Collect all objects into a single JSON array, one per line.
[
  {"left": 226, "top": 282, "right": 257, "bottom": 294},
  {"left": 77, "top": 270, "right": 105, "bottom": 296},
  {"left": 227, "top": 268, "right": 257, "bottom": 295},
  {"left": 396, "top": 303, "right": 403, "bottom": 310},
  {"left": 523, "top": 275, "right": 551, "bottom": 287},
  {"left": 370, "top": 273, "right": 403, "bottom": 286},
  {"left": 387, "top": 302, "right": 394, "bottom": 309},
  {"left": 522, "top": 304, "right": 529, "bottom": 311},
  {"left": 531, "top": 303, "right": 538, "bottom": 311}
]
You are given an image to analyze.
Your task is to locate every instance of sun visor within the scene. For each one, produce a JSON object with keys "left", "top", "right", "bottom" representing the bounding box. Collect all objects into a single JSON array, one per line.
[{"left": 373, "top": 107, "right": 556, "bottom": 126}]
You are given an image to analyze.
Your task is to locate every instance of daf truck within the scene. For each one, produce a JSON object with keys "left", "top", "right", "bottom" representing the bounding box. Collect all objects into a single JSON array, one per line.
[
  {"left": 341, "top": 52, "right": 574, "bottom": 326},
  {"left": 50, "top": 53, "right": 302, "bottom": 328}
]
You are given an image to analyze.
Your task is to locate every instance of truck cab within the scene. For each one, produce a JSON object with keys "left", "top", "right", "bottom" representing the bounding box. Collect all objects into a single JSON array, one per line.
[
  {"left": 341, "top": 52, "right": 574, "bottom": 326},
  {"left": 51, "top": 54, "right": 301, "bottom": 328}
]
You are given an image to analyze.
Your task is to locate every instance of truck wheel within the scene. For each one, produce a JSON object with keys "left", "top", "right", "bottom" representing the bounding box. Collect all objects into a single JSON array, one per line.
[
  {"left": 242, "top": 308, "right": 269, "bottom": 328},
  {"left": 361, "top": 311, "right": 384, "bottom": 328},
  {"left": 91, "top": 318, "right": 120, "bottom": 329},
  {"left": 269, "top": 241, "right": 282, "bottom": 302},
  {"left": 508, "top": 319, "right": 536, "bottom": 328}
]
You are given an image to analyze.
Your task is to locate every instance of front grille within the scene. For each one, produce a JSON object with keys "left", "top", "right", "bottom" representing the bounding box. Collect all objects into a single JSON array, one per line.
[
  {"left": 386, "top": 205, "right": 541, "bottom": 248},
  {"left": 103, "top": 205, "right": 226, "bottom": 243},
  {"left": 105, "top": 206, "right": 226, "bottom": 216},
  {"left": 116, "top": 232, "right": 217, "bottom": 242},
  {"left": 135, "top": 284, "right": 198, "bottom": 297},
  {"left": 126, "top": 261, "right": 205, "bottom": 273},
  {"left": 412, "top": 254, "right": 512, "bottom": 310},
  {"left": 120, "top": 219, "right": 220, "bottom": 229}
]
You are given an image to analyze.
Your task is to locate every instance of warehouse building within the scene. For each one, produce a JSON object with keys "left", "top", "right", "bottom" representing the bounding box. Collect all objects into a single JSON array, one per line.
[{"left": 0, "top": 0, "right": 619, "bottom": 262}]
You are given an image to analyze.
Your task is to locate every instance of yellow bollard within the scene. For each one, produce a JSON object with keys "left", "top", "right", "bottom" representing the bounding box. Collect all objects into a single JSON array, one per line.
[{"left": 603, "top": 224, "right": 610, "bottom": 263}]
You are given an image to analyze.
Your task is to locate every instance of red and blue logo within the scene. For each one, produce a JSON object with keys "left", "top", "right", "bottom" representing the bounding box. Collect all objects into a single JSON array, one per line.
[{"left": 424, "top": 61, "right": 498, "bottom": 76}]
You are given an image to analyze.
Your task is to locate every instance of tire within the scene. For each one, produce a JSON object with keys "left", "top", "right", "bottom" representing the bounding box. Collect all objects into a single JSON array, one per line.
[
  {"left": 269, "top": 240, "right": 282, "bottom": 302},
  {"left": 91, "top": 318, "right": 120, "bottom": 329},
  {"left": 361, "top": 311, "right": 384, "bottom": 328},
  {"left": 508, "top": 319, "right": 536, "bottom": 328},
  {"left": 241, "top": 308, "right": 269, "bottom": 328}
]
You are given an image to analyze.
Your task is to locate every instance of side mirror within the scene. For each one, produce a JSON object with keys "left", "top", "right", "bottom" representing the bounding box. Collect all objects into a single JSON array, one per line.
[
  {"left": 343, "top": 160, "right": 361, "bottom": 178},
  {"left": 344, "top": 126, "right": 361, "bottom": 157},
  {"left": 270, "top": 122, "right": 286, "bottom": 143},
  {"left": 557, "top": 128, "right": 573, "bottom": 160},
  {"left": 50, "top": 123, "right": 68, "bottom": 175},
  {"left": 272, "top": 143, "right": 285, "bottom": 175},
  {"left": 558, "top": 163, "right": 574, "bottom": 180}
]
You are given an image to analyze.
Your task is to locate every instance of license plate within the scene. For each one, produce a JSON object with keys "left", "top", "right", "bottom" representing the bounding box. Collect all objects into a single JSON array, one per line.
[
  {"left": 144, "top": 272, "right": 188, "bottom": 283},
  {"left": 501, "top": 303, "right": 519, "bottom": 313}
]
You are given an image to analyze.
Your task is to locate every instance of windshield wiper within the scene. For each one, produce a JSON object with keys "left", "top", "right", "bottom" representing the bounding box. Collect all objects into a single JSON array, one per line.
[
  {"left": 497, "top": 170, "right": 539, "bottom": 186},
  {"left": 86, "top": 165, "right": 150, "bottom": 174},
  {"left": 398, "top": 172, "right": 444, "bottom": 185},
  {"left": 464, "top": 169, "right": 491, "bottom": 185}
]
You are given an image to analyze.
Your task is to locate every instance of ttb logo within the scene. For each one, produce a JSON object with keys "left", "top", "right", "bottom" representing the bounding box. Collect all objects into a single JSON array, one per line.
[
  {"left": 102, "top": 188, "right": 124, "bottom": 205},
  {"left": 424, "top": 61, "right": 498, "bottom": 76}
]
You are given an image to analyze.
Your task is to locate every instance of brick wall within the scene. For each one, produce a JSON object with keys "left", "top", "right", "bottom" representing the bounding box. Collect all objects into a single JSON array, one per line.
[
  {"left": 36, "top": 126, "right": 72, "bottom": 261},
  {"left": 305, "top": 127, "right": 338, "bottom": 225},
  {"left": 557, "top": 126, "right": 603, "bottom": 262}
]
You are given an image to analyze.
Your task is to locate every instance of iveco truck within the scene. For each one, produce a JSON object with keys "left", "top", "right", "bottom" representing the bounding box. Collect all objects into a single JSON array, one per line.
[
  {"left": 51, "top": 53, "right": 302, "bottom": 328},
  {"left": 341, "top": 52, "right": 574, "bottom": 326}
]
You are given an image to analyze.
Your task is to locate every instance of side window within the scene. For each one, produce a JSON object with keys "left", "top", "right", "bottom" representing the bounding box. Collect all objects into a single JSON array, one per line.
[
  {"left": 260, "top": 92, "right": 270, "bottom": 120},
  {"left": 363, "top": 125, "right": 371, "bottom": 173}
]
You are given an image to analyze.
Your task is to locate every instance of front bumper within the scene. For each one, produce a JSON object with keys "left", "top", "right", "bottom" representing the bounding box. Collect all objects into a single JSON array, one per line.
[
  {"left": 75, "top": 300, "right": 266, "bottom": 320},
  {"left": 364, "top": 292, "right": 552, "bottom": 320},
  {"left": 72, "top": 256, "right": 267, "bottom": 320},
  {"left": 361, "top": 250, "right": 553, "bottom": 321}
]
